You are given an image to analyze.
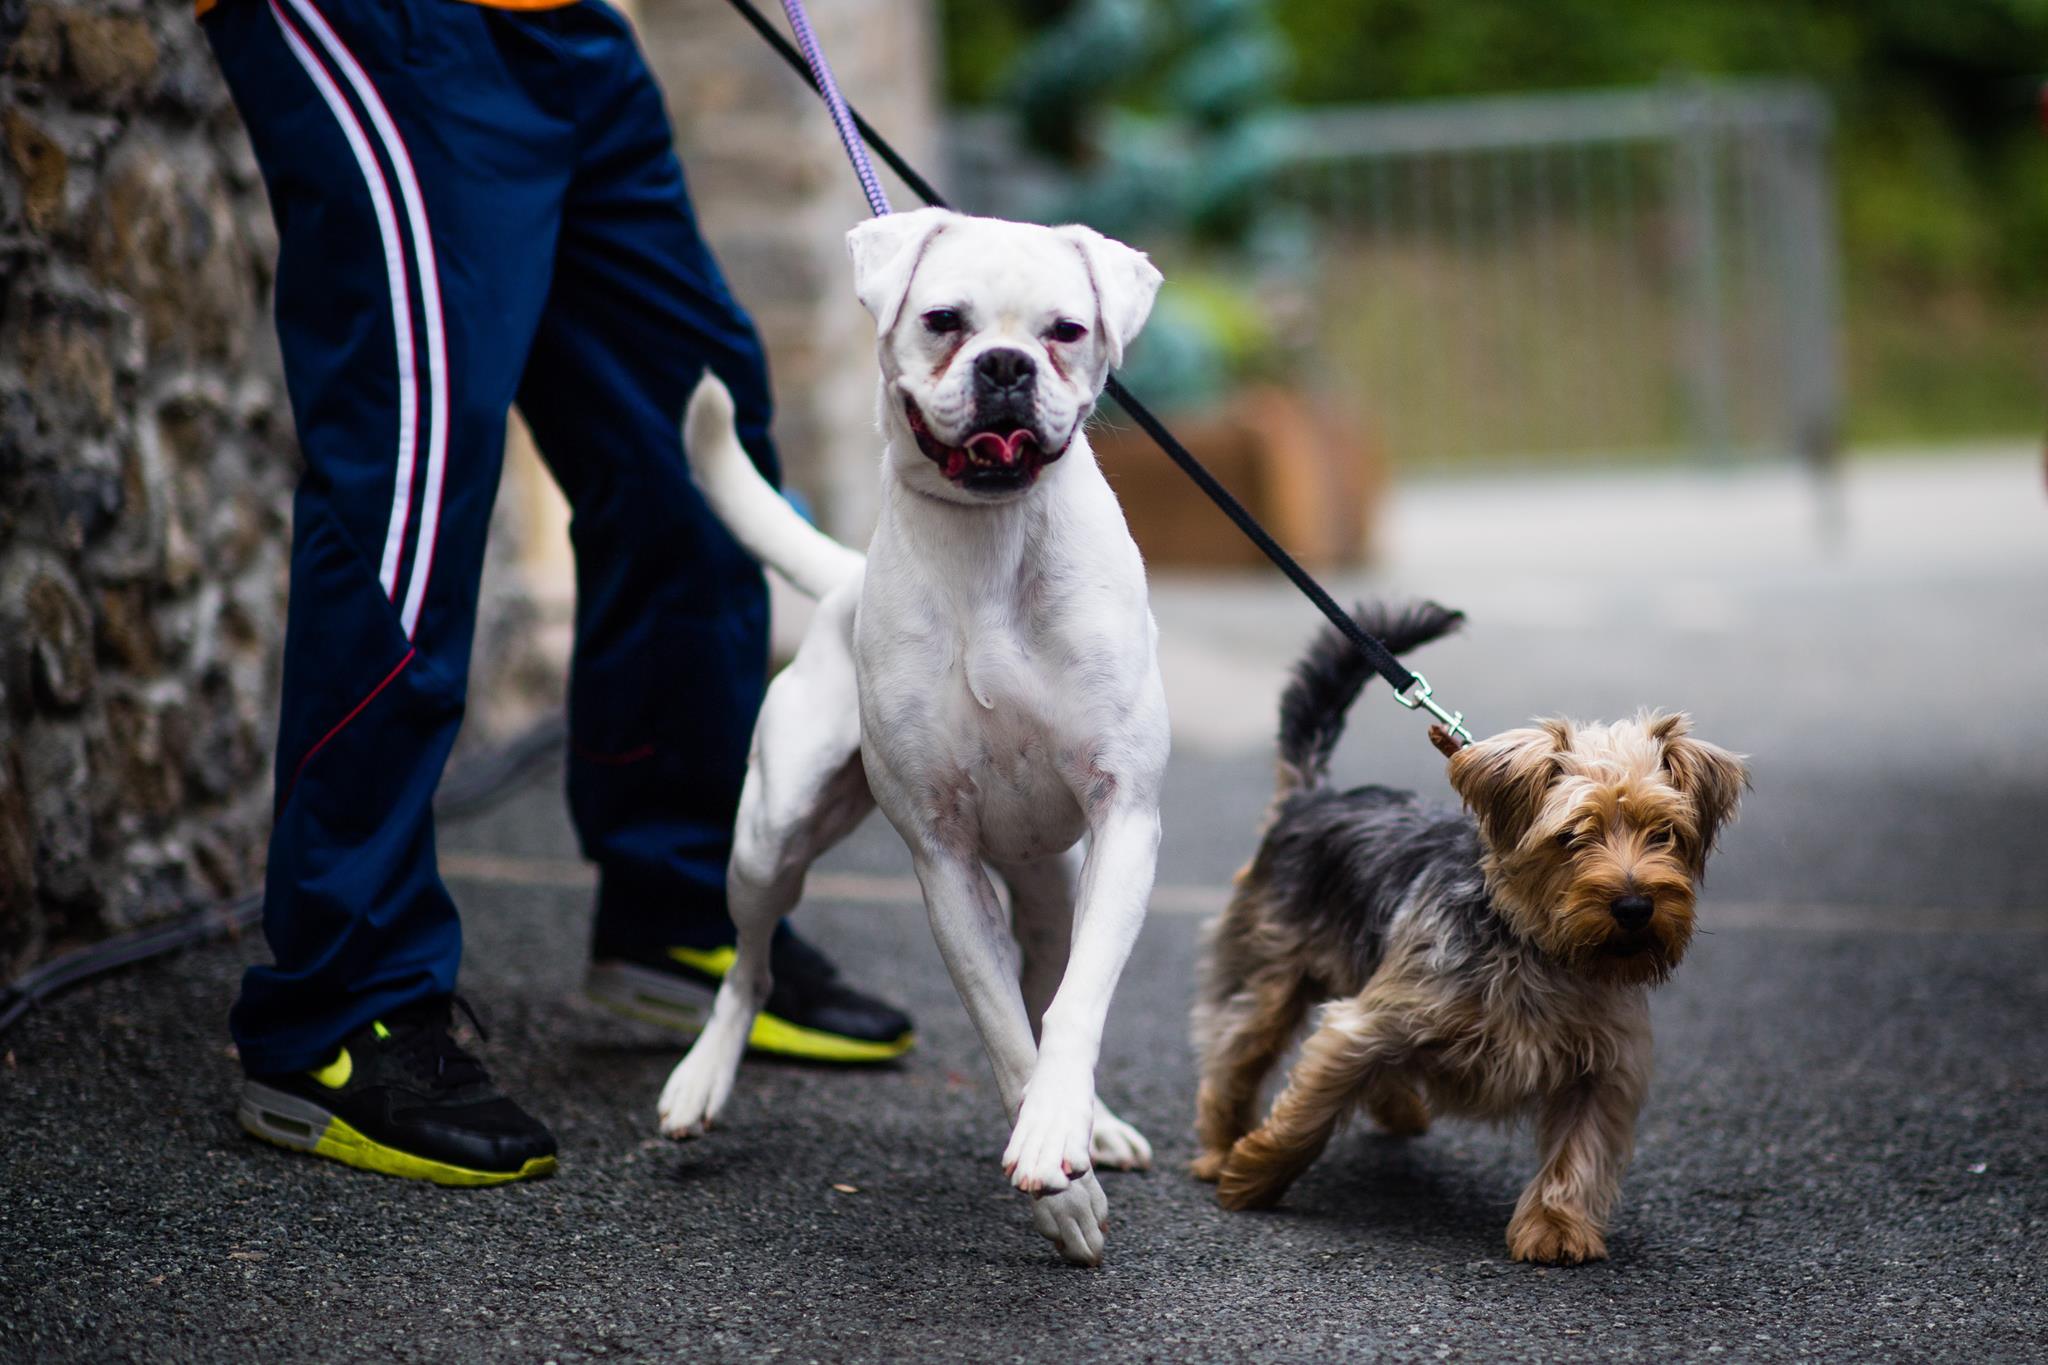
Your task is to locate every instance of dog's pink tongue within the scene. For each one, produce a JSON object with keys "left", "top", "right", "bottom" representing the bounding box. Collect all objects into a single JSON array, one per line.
[{"left": 966, "top": 430, "right": 1035, "bottom": 467}]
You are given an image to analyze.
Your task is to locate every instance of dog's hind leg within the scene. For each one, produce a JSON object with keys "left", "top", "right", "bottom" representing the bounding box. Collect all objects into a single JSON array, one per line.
[
  {"left": 998, "top": 850, "right": 1076, "bottom": 1037},
  {"left": 997, "top": 849, "right": 1152, "bottom": 1172},
  {"left": 659, "top": 589, "right": 873, "bottom": 1140},
  {"left": 1365, "top": 1080, "right": 1431, "bottom": 1137},
  {"left": 1214, "top": 995, "right": 1414, "bottom": 1211},
  {"left": 1087, "top": 1099, "right": 1153, "bottom": 1172},
  {"left": 1190, "top": 970, "right": 1311, "bottom": 1181}
]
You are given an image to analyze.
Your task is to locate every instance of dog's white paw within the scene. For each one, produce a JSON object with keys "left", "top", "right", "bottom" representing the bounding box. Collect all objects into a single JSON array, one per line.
[
  {"left": 1029, "top": 1169, "right": 1109, "bottom": 1267},
  {"left": 1003, "top": 1074, "right": 1095, "bottom": 1194},
  {"left": 1089, "top": 1102, "right": 1152, "bottom": 1172},
  {"left": 656, "top": 1032, "right": 744, "bottom": 1140}
]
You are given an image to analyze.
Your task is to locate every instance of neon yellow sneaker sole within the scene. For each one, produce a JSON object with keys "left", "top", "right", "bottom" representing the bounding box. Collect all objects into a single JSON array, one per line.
[
  {"left": 239, "top": 1082, "right": 557, "bottom": 1187},
  {"left": 582, "top": 958, "right": 915, "bottom": 1064},
  {"left": 745, "top": 1010, "right": 916, "bottom": 1063}
]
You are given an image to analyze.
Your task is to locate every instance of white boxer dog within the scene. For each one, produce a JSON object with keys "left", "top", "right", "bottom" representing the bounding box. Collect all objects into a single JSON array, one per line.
[{"left": 656, "top": 208, "right": 1168, "bottom": 1267}]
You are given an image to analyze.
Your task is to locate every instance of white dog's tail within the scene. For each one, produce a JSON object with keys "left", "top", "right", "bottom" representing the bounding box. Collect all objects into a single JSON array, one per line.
[{"left": 682, "top": 373, "right": 864, "bottom": 599}]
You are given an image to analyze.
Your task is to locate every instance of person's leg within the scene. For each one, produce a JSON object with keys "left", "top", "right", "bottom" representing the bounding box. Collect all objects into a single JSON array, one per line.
[
  {"left": 507, "top": 1, "right": 910, "bottom": 1058},
  {"left": 207, "top": 0, "right": 571, "bottom": 1076},
  {"left": 509, "top": 6, "right": 772, "bottom": 952}
]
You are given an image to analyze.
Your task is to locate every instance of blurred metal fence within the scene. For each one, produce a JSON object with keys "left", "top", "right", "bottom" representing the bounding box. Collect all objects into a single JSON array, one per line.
[{"left": 948, "top": 81, "right": 1841, "bottom": 470}]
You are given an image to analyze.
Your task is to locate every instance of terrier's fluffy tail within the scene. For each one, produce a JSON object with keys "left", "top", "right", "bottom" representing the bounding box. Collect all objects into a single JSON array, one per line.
[
  {"left": 682, "top": 373, "right": 865, "bottom": 599},
  {"left": 1275, "top": 601, "right": 1465, "bottom": 795}
]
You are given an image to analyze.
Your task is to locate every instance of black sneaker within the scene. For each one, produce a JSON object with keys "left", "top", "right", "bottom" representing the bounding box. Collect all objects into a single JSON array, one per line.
[
  {"left": 238, "top": 998, "right": 557, "bottom": 1187},
  {"left": 584, "top": 931, "right": 915, "bottom": 1064}
]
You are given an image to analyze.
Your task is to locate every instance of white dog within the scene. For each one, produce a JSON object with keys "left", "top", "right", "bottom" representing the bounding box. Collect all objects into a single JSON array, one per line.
[{"left": 655, "top": 208, "right": 1168, "bottom": 1267}]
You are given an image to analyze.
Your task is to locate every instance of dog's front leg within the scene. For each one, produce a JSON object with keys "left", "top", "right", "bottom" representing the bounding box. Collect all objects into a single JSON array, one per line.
[
  {"left": 1215, "top": 995, "right": 1414, "bottom": 1211},
  {"left": 998, "top": 850, "right": 1152, "bottom": 1173},
  {"left": 1505, "top": 1061, "right": 1647, "bottom": 1266},
  {"left": 913, "top": 847, "right": 1111, "bottom": 1266},
  {"left": 1005, "top": 803, "right": 1160, "bottom": 1197}
]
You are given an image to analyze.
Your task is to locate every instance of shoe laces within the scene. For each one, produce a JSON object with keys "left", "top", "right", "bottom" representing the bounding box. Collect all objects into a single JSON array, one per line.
[{"left": 380, "top": 995, "right": 492, "bottom": 1092}]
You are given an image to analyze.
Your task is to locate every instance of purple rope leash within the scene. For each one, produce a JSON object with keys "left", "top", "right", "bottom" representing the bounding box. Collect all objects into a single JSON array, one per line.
[{"left": 778, "top": 0, "right": 892, "bottom": 217}]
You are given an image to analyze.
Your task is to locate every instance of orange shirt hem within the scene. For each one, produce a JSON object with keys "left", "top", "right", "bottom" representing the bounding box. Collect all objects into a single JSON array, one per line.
[{"left": 197, "top": 0, "right": 584, "bottom": 18}]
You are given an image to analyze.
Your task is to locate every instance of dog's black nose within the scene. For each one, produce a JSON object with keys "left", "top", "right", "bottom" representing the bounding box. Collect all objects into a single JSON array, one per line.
[
  {"left": 974, "top": 347, "right": 1035, "bottom": 392},
  {"left": 1610, "top": 895, "right": 1654, "bottom": 929}
]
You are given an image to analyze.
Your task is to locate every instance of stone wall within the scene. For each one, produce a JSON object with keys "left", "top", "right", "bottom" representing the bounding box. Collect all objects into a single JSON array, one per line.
[
  {"left": 0, "top": 0, "right": 938, "bottom": 976},
  {"left": 0, "top": 0, "right": 292, "bottom": 979}
]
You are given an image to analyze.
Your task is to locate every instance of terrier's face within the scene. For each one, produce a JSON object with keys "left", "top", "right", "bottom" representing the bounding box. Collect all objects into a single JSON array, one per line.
[{"left": 1448, "top": 712, "right": 1748, "bottom": 984}]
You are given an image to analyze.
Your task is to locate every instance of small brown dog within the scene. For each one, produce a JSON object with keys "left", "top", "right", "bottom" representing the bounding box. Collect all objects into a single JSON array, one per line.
[{"left": 1191, "top": 603, "right": 1746, "bottom": 1264}]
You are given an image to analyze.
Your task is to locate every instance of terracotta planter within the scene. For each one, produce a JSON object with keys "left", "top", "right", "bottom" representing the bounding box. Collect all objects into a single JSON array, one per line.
[{"left": 1092, "top": 385, "right": 1385, "bottom": 570}]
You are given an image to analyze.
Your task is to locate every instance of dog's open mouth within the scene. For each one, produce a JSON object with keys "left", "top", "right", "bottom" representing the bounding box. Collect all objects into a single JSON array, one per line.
[{"left": 904, "top": 398, "right": 1057, "bottom": 492}]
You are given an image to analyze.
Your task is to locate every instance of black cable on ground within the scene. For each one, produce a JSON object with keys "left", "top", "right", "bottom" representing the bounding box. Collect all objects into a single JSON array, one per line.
[
  {"left": 437, "top": 713, "right": 568, "bottom": 820},
  {"left": 0, "top": 713, "right": 570, "bottom": 1040}
]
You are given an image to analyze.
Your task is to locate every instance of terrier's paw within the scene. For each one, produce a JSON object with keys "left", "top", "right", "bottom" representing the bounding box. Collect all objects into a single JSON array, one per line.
[
  {"left": 1506, "top": 1206, "right": 1609, "bottom": 1265},
  {"left": 656, "top": 1035, "right": 743, "bottom": 1140},
  {"left": 1214, "top": 1141, "right": 1298, "bottom": 1211},
  {"left": 1187, "top": 1147, "right": 1228, "bottom": 1183},
  {"left": 1029, "top": 1169, "right": 1109, "bottom": 1267},
  {"left": 1089, "top": 1103, "right": 1153, "bottom": 1172},
  {"left": 1003, "top": 1075, "right": 1095, "bottom": 1194},
  {"left": 1367, "top": 1084, "right": 1431, "bottom": 1138}
]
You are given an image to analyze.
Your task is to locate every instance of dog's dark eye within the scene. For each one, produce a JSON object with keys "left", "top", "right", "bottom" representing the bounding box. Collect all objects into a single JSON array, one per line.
[
  {"left": 1646, "top": 828, "right": 1674, "bottom": 848},
  {"left": 1554, "top": 829, "right": 1576, "bottom": 850},
  {"left": 923, "top": 308, "right": 964, "bottom": 335},
  {"left": 1049, "top": 319, "right": 1088, "bottom": 344}
]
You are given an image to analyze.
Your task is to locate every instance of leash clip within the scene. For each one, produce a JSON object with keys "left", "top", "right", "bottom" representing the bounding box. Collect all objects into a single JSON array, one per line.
[{"left": 1393, "top": 672, "right": 1474, "bottom": 749}]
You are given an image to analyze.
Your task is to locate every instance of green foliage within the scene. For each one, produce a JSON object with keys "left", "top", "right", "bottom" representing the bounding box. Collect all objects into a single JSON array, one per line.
[
  {"left": 944, "top": 1, "right": 2048, "bottom": 291},
  {"left": 1269, "top": 0, "right": 2048, "bottom": 301},
  {"left": 938, "top": 0, "right": 2048, "bottom": 436},
  {"left": 943, "top": 0, "right": 1302, "bottom": 406},
  {"left": 1845, "top": 274, "right": 2048, "bottom": 442},
  {"left": 1264, "top": 0, "right": 1857, "bottom": 104},
  {"left": 998, "top": 0, "right": 1157, "bottom": 160}
]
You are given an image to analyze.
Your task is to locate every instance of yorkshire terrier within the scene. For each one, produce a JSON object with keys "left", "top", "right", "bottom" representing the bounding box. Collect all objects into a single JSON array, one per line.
[{"left": 1190, "top": 602, "right": 1747, "bottom": 1264}]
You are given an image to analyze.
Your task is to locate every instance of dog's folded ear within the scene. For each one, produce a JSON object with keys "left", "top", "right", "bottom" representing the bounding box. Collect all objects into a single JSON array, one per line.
[
  {"left": 847, "top": 207, "right": 957, "bottom": 336},
  {"left": 1448, "top": 724, "right": 1566, "bottom": 848},
  {"left": 1647, "top": 712, "right": 1749, "bottom": 871},
  {"left": 1059, "top": 224, "right": 1164, "bottom": 370}
]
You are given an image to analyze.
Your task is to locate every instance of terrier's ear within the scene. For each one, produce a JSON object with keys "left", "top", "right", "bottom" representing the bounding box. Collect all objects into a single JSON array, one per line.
[
  {"left": 1448, "top": 724, "right": 1567, "bottom": 848},
  {"left": 846, "top": 207, "right": 956, "bottom": 337},
  {"left": 1649, "top": 713, "right": 1749, "bottom": 871},
  {"left": 1058, "top": 224, "right": 1163, "bottom": 369}
]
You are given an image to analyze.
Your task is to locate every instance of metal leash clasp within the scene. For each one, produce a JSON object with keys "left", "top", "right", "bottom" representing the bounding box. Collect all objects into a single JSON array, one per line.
[{"left": 1393, "top": 672, "right": 1475, "bottom": 748}]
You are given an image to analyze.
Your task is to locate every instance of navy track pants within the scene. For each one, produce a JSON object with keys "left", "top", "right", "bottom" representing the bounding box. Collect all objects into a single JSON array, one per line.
[{"left": 206, "top": 0, "right": 776, "bottom": 1073}]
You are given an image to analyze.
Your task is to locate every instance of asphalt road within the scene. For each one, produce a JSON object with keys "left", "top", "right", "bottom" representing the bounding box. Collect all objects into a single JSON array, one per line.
[{"left": 4, "top": 453, "right": 2044, "bottom": 1362}]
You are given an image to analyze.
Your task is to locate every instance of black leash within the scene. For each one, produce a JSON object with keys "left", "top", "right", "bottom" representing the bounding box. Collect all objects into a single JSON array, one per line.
[{"left": 719, "top": 0, "right": 1473, "bottom": 749}]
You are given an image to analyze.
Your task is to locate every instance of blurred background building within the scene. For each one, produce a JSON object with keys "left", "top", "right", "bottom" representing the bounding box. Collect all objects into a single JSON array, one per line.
[{"left": 3, "top": 0, "right": 2044, "bottom": 976}]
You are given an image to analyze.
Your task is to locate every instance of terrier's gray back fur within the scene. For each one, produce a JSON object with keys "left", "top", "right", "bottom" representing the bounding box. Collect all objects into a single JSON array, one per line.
[{"left": 1248, "top": 786, "right": 1503, "bottom": 992}]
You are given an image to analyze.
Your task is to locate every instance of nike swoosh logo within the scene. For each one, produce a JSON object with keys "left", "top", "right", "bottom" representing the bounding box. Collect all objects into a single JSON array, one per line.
[{"left": 310, "top": 1047, "right": 353, "bottom": 1089}]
